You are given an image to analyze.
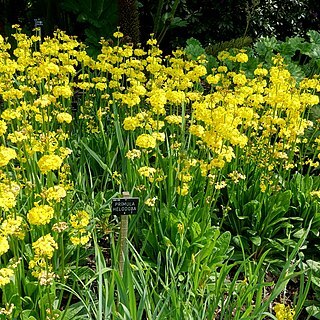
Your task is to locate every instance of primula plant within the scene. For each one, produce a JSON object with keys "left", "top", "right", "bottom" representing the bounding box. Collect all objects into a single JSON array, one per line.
[{"left": 0, "top": 25, "right": 319, "bottom": 319}]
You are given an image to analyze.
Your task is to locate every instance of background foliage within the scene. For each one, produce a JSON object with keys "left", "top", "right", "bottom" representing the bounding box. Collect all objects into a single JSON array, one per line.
[{"left": 0, "top": 0, "right": 319, "bottom": 51}]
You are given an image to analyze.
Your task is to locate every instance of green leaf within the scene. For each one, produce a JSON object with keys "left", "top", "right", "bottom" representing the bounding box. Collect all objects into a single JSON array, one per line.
[
  {"left": 232, "top": 235, "right": 249, "bottom": 251},
  {"left": 190, "top": 222, "right": 201, "bottom": 240},
  {"left": 310, "top": 46, "right": 320, "bottom": 59},
  {"left": 311, "top": 276, "right": 320, "bottom": 287},
  {"left": 185, "top": 37, "right": 206, "bottom": 60},
  {"left": 21, "top": 311, "right": 37, "bottom": 320},
  {"left": 81, "top": 141, "right": 110, "bottom": 173},
  {"left": 278, "top": 238, "right": 298, "bottom": 247},
  {"left": 267, "top": 239, "right": 285, "bottom": 251},
  {"left": 250, "top": 236, "right": 261, "bottom": 246},
  {"left": 306, "top": 305, "right": 320, "bottom": 318},
  {"left": 267, "top": 190, "right": 292, "bottom": 219},
  {"left": 307, "top": 260, "right": 320, "bottom": 273},
  {"left": 254, "top": 36, "right": 278, "bottom": 56},
  {"left": 215, "top": 231, "right": 231, "bottom": 257},
  {"left": 171, "top": 17, "right": 188, "bottom": 28},
  {"left": 243, "top": 200, "right": 261, "bottom": 226},
  {"left": 163, "top": 236, "right": 174, "bottom": 247},
  {"left": 59, "top": 302, "right": 88, "bottom": 320},
  {"left": 308, "top": 30, "right": 320, "bottom": 45},
  {"left": 287, "top": 62, "right": 305, "bottom": 82},
  {"left": 293, "top": 228, "right": 306, "bottom": 238},
  {"left": 23, "top": 279, "right": 38, "bottom": 297}
]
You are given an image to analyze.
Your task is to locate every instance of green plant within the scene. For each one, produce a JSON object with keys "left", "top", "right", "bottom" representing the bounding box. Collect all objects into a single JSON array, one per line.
[
  {"left": 61, "top": 0, "right": 118, "bottom": 56},
  {"left": 253, "top": 30, "right": 320, "bottom": 79}
]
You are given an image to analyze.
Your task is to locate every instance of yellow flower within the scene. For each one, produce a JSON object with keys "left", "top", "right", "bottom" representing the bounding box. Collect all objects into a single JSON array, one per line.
[
  {"left": 69, "top": 236, "right": 81, "bottom": 246},
  {"left": 189, "top": 125, "right": 205, "bottom": 138},
  {"left": 0, "top": 147, "right": 16, "bottom": 167},
  {"left": 37, "top": 155, "right": 63, "bottom": 174},
  {"left": 80, "top": 235, "right": 90, "bottom": 245},
  {"left": 32, "top": 234, "right": 58, "bottom": 259},
  {"left": 233, "top": 73, "right": 247, "bottom": 85},
  {"left": 52, "top": 221, "right": 68, "bottom": 233},
  {"left": 113, "top": 30, "right": 124, "bottom": 38},
  {"left": 70, "top": 210, "right": 90, "bottom": 229},
  {"left": 235, "top": 52, "right": 248, "bottom": 63},
  {"left": 144, "top": 197, "right": 157, "bottom": 207},
  {"left": 126, "top": 149, "right": 141, "bottom": 160},
  {"left": 206, "top": 74, "right": 221, "bottom": 85},
  {"left": 138, "top": 166, "right": 156, "bottom": 178},
  {"left": 52, "top": 85, "right": 72, "bottom": 98},
  {"left": 165, "top": 115, "right": 182, "bottom": 125},
  {"left": 43, "top": 186, "right": 67, "bottom": 203},
  {"left": 147, "top": 35, "right": 157, "bottom": 46},
  {"left": 254, "top": 67, "right": 268, "bottom": 76},
  {"left": 274, "top": 303, "right": 295, "bottom": 320},
  {"left": 59, "top": 147, "right": 72, "bottom": 159},
  {"left": 1, "top": 216, "right": 24, "bottom": 239},
  {"left": 1, "top": 109, "right": 21, "bottom": 121},
  {"left": 148, "top": 88, "right": 167, "bottom": 115},
  {"left": 0, "top": 236, "right": 9, "bottom": 256},
  {"left": 217, "top": 66, "right": 228, "bottom": 73},
  {"left": 56, "top": 112, "right": 72, "bottom": 124},
  {"left": 310, "top": 190, "right": 320, "bottom": 198},
  {"left": 27, "top": 204, "right": 54, "bottom": 226},
  {"left": 0, "top": 183, "right": 17, "bottom": 211},
  {"left": 166, "top": 90, "right": 185, "bottom": 105},
  {"left": 151, "top": 132, "right": 165, "bottom": 142},
  {"left": 0, "top": 120, "right": 7, "bottom": 136},
  {"left": 70, "top": 235, "right": 91, "bottom": 246},
  {"left": 177, "top": 172, "right": 192, "bottom": 183},
  {"left": 0, "top": 268, "right": 14, "bottom": 286},
  {"left": 123, "top": 117, "right": 141, "bottom": 131},
  {"left": 177, "top": 183, "right": 189, "bottom": 196},
  {"left": 136, "top": 134, "right": 157, "bottom": 149},
  {"left": 69, "top": 210, "right": 91, "bottom": 246},
  {"left": 112, "top": 171, "right": 122, "bottom": 185},
  {"left": 228, "top": 171, "right": 246, "bottom": 183}
]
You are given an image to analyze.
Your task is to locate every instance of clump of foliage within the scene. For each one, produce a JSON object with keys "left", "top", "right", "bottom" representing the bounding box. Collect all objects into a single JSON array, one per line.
[{"left": 0, "top": 25, "right": 320, "bottom": 319}]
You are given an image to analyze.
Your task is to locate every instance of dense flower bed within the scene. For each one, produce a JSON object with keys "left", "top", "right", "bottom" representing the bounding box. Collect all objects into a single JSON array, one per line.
[{"left": 0, "top": 26, "right": 319, "bottom": 319}]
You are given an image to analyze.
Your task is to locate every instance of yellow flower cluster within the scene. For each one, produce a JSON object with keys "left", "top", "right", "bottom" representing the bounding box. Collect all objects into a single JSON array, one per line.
[
  {"left": 69, "top": 34, "right": 319, "bottom": 199},
  {"left": 1, "top": 216, "right": 24, "bottom": 239},
  {"left": 37, "top": 155, "right": 63, "bottom": 174},
  {"left": 32, "top": 235, "right": 57, "bottom": 258},
  {"left": 126, "top": 149, "right": 141, "bottom": 160},
  {"left": 57, "top": 112, "right": 72, "bottom": 124},
  {"left": 138, "top": 166, "right": 157, "bottom": 182},
  {"left": 69, "top": 210, "right": 91, "bottom": 246},
  {"left": 0, "top": 29, "right": 77, "bottom": 284},
  {"left": 0, "top": 181, "right": 19, "bottom": 211},
  {"left": 27, "top": 204, "right": 54, "bottom": 226},
  {"left": 274, "top": 303, "right": 295, "bottom": 320},
  {"left": 0, "top": 25, "right": 319, "bottom": 295},
  {"left": 29, "top": 234, "right": 58, "bottom": 279},
  {"left": 0, "top": 268, "right": 14, "bottom": 287},
  {"left": 0, "top": 147, "right": 16, "bottom": 167},
  {"left": 0, "top": 236, "right": 9, "bottom": 256},
  {"left": 136, "top": 134, "right": 157, "bottom": 149},
  {"left": 42, "top": 185, "right": 67, "bottom": 203}
]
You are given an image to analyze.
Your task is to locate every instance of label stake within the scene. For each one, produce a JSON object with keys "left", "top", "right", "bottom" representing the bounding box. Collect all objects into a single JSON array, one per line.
[
  {"left": 119, "top": 191, "right": 130, "bottom": 276},
  {"left": 111, "top": 191, "right": 139, "bottom": 276}
]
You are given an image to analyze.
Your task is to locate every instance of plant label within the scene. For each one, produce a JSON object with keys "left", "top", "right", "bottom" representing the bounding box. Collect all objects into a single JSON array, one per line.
[{"left": 112, "top": 197, "right": 139, "bottom": 215}]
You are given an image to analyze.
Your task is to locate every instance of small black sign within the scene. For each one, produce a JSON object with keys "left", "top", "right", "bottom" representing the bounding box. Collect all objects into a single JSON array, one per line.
[{"left": 112, "top": 197, "right": 139, "bottom": 215}]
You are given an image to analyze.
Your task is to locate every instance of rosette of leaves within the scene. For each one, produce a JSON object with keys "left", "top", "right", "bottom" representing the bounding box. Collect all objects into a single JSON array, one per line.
[{"left": 253, "top": 30, "right": 320, "bottom": 81}]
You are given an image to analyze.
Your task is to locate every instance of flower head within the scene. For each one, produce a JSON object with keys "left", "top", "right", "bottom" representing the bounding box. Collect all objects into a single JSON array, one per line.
[
  {"left": 27, "top": 204, "right": 54, "bottom": 226},
  {"left": 136, "top": 134, "right": 157, "bottom": 149},
  {"left": 37, "top": 155, "right": 63, "bottom": 174}
]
